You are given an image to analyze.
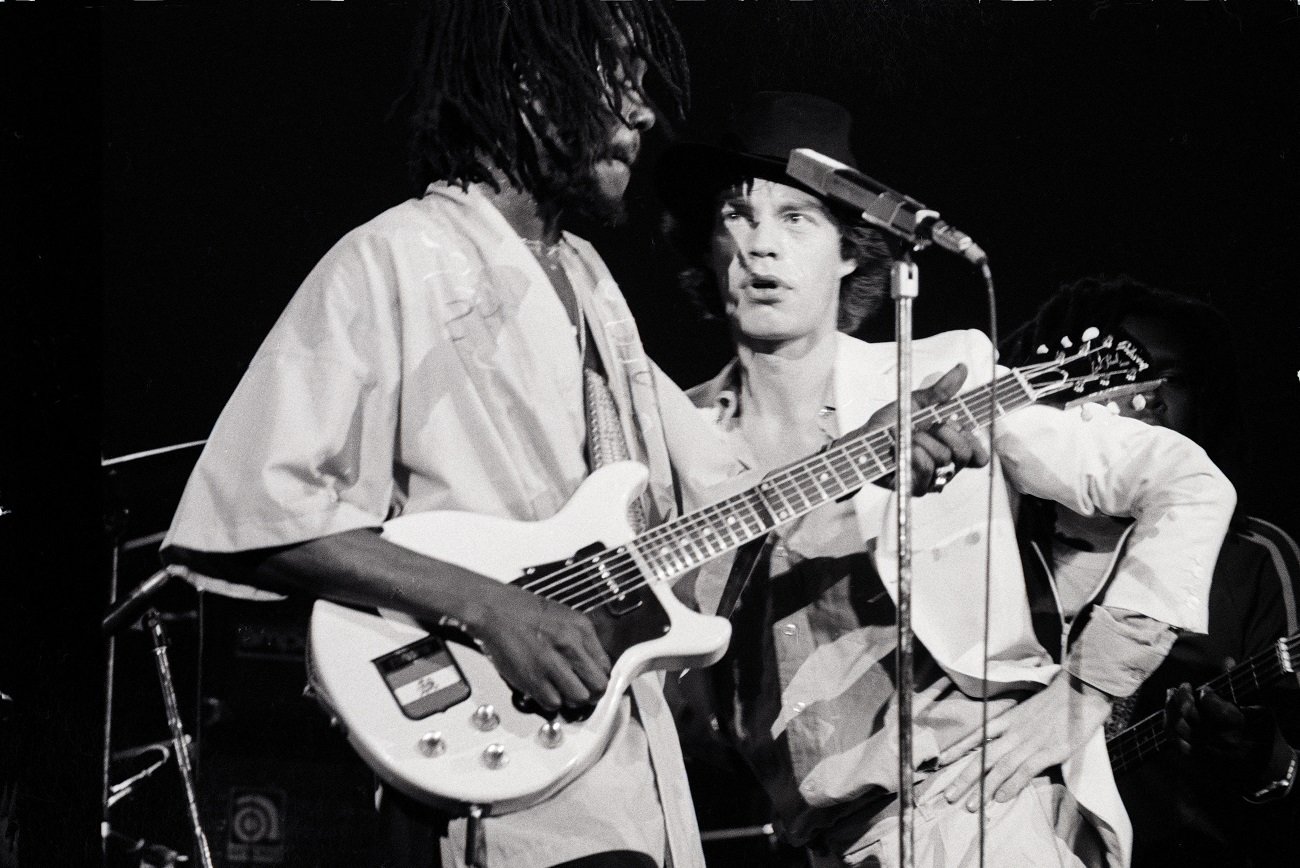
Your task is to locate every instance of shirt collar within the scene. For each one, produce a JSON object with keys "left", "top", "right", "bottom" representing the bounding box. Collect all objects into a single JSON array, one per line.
[{"left": 709, "top": 357, "right": 838, "bottom": 432}]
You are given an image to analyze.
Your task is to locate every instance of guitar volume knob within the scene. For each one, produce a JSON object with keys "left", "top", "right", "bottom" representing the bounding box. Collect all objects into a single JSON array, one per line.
[
  {"left": 471, "top": 704, "right": 500, "bottom": 731},
  {"left": 482, "top": 743, "right": 508, "bottom": 769},
  {"left": 537, "top": 721, "right": 564, "bottom": 748},
  {"left": 418, "top": 731, "right": 447, "bottom": 757}
]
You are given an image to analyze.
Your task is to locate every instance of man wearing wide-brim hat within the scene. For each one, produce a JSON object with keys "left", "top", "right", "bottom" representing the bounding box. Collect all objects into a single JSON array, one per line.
[{"left": 658, "top": 91, "right": 1235, "bottom": 868}]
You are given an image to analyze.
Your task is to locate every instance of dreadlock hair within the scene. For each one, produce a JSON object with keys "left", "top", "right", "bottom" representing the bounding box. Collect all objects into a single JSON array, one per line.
[
  {"left": 404, "top": 0, "right": 689, "bottom": 199},
  {"left": 1001, "top": 274, "right": 1243, "bottom": 484},
  {"left": 661, "top": 179, "right": 893, "bottom": 334}
]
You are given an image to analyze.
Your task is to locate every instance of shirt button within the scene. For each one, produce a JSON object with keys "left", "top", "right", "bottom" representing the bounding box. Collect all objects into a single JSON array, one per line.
[
  {"left": 782, "top": 624, "right": 798, "bottom": 637},
  {"left": 792, "top": 701, "right": 806, "bottom": 714},
  {"left": 772, "top": 544, "right": 788, "bottom": 559},
  {"left": 817, "top": 407, "right": 833, "bottom": 418}
]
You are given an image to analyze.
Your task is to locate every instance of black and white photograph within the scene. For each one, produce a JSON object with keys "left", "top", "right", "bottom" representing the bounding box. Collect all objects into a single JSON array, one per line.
[{"left": 3, "top": 1, "right": 1300, "bottom": 866}]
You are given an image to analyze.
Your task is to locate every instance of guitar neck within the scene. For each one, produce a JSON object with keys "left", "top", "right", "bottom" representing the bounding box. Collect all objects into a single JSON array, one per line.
[
  {"left": 1107, "top": 632, "right": 1300, "bottom": 775},
  {"left": 628, "top": 369, "right": 1036, "bottom": 588}
]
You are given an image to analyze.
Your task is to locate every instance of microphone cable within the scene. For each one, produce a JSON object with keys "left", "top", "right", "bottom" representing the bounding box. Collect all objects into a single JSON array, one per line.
[{"left": 978, "top": 258, "right": 997, "bottom": 868}]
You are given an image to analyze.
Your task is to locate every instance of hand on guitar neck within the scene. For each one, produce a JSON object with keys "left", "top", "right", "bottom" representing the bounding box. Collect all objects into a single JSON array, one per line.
[
  {"left": 858, "top": 362, "right": 991, "bottom": 496},
  {"left": 1165, "top": 658, "right": 1297, "bottom": 799}
]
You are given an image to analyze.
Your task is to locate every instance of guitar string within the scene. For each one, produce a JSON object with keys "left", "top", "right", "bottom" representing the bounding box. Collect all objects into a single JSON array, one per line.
[
  {"left": 1106, "top": 638, "right": 1299, "bottom": 771},
  {"left": 518, "top": 375, "right": 1023, "bottom": 607},
  {"left": 520, "top": 408, "right": 932, "bottom": 608},
  {"left": 1110, "top": 652, "right": 1295, "bottom": 767},
  {"left": 520, "top": 365, "right": 1127, "bottom": 622},
  {"left": 517, "top": 379, "right": 1034, "bottom": 613},
  {"left": 549, "top": 385, "right": 1041, "bottom": 616},
  {"left": 515, "top": 356, "right": 1125, "bottom": 610},
  {"left": 517, "top": 377, "right": 1040, "bottom": 611}
]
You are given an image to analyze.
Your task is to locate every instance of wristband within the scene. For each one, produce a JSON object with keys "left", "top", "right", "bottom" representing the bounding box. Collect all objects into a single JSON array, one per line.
[{"left": 1244, "top": 748, "right": 1298, "bottom": 804}]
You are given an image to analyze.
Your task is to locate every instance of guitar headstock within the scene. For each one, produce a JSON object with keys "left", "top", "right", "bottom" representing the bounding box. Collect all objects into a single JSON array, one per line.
[{"left": 1016, "top": 328, "right": 1151, "bottom": 405}]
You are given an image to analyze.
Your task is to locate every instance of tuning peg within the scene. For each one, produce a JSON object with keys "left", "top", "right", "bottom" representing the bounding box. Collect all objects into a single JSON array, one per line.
[
  {"left": 1073, "top": 382, "right": 1085, "bottom": 392},
  {"left": 1081, "top": 326, "right": 1100, "bottom": 342},
  {"left": 1060, "top": 336, "right": 1073, "bottom": 349},
  {"left": 1099, "top": 376, "right": 1111, "bottom": 387},
  {"left": 1036, "top": 344, "right": 1049, "bottom": 355}
]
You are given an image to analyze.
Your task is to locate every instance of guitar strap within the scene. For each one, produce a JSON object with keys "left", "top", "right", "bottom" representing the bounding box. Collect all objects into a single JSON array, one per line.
[
  {"left": 534, "top": 238, "right": 650, "bottom": 531},
  {"left": 582, "top": 356, "right": 649, "bottom": 534},
  {"left": 539, "top": 248, "right": 699, "bottom": 868}
]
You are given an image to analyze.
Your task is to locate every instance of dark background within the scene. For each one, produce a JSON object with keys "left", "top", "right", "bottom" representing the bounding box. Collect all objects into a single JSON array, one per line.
[{"left": 4, "top": 0, "right": 1300, "bottom": 864}]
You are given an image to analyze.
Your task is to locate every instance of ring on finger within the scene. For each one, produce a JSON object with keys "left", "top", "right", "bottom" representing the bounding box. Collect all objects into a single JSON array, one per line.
[{"left": 932, "top": 462, "right": 957, "bottom": 491}]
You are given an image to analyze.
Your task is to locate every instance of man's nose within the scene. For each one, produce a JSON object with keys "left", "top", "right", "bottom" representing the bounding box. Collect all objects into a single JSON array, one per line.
[
  {"left": 622, "top": 88, "right": 654, "bottom": 132},
  {"left": 746, "top": 219, "right": 779, "bottom": 258}
]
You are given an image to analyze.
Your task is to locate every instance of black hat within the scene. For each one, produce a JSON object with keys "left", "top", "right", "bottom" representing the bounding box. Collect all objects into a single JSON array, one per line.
[{"left": 655, "top": 91, "right": 859, "bottom": 215}]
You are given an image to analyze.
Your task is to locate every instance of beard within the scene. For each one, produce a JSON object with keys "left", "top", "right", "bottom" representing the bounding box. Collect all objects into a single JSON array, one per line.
[
  {"left": 531, "top": 131, "right": 634, "bottom": 227},
  {"left": 535, "top": 161, "right": 628, "bottom": 227},
  {"left": 563, "top": 175, "right": 628, "bottom": 226}
]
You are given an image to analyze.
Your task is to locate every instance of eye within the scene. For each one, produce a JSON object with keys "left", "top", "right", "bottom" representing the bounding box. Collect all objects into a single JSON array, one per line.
[{"left": 784, "top": 211, "right": 812, "bottom": 225}]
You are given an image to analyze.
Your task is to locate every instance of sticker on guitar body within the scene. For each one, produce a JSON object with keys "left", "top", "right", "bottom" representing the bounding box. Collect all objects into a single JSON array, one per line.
[{"left": 375, "top": 636, "right": 471, "bottom": 720}]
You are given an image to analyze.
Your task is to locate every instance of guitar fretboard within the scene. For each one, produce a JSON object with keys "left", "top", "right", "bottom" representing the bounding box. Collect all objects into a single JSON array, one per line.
[
  {"left": 516, "top": 339, "right": 1141, "bottom": 618},
  {"left": 1107, "top": 633, "right": 1299, "bottom": 775},
  {"left": 628, "top": 369, "right": 1033, "bottom": 586},
  {"left": 511, "top": 369, "right": 1035, "bottom": 617}
]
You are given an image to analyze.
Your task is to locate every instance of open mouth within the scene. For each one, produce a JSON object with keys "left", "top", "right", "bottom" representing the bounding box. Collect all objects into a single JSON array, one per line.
[{"left": 748, "top": 275, "right": 786, "bottom": 291}]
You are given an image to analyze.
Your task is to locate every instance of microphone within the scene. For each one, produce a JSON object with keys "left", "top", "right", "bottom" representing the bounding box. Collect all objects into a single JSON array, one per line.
[
  {"left": 786, "top": 148, "right": 987, "bottom": 266},
  {"left": 101, "top": 568, "right": 174, "bottom": 637}
]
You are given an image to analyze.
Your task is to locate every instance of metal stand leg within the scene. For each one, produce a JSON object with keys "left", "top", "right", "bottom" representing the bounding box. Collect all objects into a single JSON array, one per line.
[
  {"left": 102, "top": 544, "right": 120, "bottom": 860},
  {"left": 892, "top": 256, "right": 919, "bottom": 868},
  {"left": 144, "top": 609, "right": 215, "bottom": 868}
]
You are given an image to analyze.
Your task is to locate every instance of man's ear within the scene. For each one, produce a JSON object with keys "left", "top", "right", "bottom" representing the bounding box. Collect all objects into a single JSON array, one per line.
[{"left": 837, "top": 254, "right": 857, "bottom": 282}]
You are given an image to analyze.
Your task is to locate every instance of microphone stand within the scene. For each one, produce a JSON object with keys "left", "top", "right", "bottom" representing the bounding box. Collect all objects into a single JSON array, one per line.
[
  {"left": 99, "top": 439, "right": 209, "bottom": 866},
  {"left": 144, "top": 608, "right": 215, "bottom": 868},
  {"left": 783, "top": 146, "right": 992, "bottom": 868},
  {"left": 101, "top": 472, "right": 127, "bottom": 863},
  {"left": 891, "top": 255, "right": 919, "bottom": 868},
  {"left": 102, "top": 572, "right": 216, "bottom": 868}
]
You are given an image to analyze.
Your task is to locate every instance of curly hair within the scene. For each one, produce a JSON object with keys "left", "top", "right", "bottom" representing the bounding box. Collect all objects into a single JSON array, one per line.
[
  {"left": 403, "top": 0, "right": 689, "bottom": 198},
  {"left": 662, "top": 182, "right": 893, "bottom": 334}
]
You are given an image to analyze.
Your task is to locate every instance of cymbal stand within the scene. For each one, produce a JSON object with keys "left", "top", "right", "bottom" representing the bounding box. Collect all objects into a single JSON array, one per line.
[{"left": 143, "top": 608, "right": 214, "bottom": 868}]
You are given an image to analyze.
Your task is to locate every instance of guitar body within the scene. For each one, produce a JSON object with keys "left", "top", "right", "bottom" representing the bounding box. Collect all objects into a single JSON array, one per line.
[
  {"left": 308, "top": 461, "right": 732, "bottom": 814},
  {"left": 308, "top": 335, "right": 1145, "bottom": 815}
]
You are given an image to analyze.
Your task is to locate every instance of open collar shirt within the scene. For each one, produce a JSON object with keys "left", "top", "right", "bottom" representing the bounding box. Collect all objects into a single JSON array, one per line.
[
  {"left": 686, "top": 331, "right": 1236, "bottom": 866},
  {"left": 163, "top": 182, "right": 731, "bottom": 868}
]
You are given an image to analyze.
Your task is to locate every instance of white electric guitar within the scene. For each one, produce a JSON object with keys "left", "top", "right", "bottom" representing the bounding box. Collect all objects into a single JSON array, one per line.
[{"left": 309, "top": 331, "right": 1147, "bottom": 814}]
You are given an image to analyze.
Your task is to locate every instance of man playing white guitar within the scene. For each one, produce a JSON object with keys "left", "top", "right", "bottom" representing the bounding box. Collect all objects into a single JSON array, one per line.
[
  {"left": 654, "top": 92, "right": 1238, "bottom": 867},
  {"left": 161, "top": 4, "right": 729, "bottom": 867},
  {"left": 159, "top": 7, "right": 988, "bottom": 867}
]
